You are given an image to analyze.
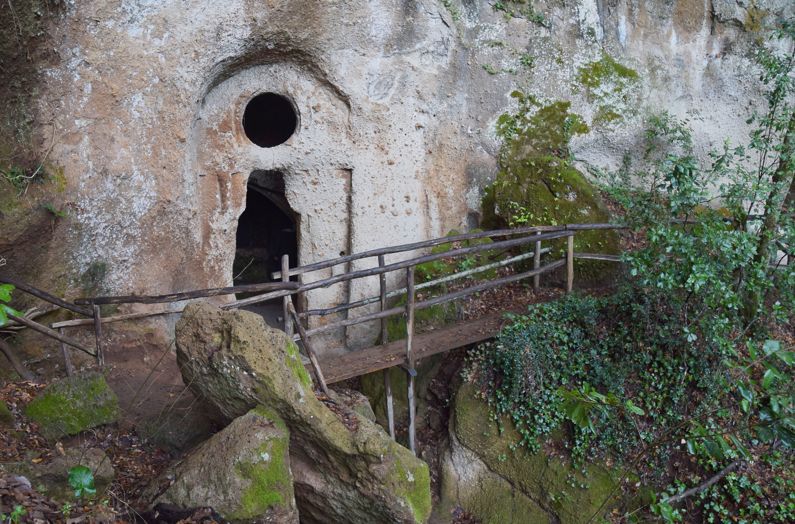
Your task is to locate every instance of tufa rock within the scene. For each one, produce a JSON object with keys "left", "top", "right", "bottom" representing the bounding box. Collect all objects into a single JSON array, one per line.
[
  {"left": 439, "top": 382, "right": 641, "bottom": 524},
  {"left": 151, "top": 407, "right": 297, "bottom": 523},
  {"left": 175, "top": 303, "right": 432, "bottom": 524},
  {"left": 25, "top": 373, "right": 119, "bottom": 440}
]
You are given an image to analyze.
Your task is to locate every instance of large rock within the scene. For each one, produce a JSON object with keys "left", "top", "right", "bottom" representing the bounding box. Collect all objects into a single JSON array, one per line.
[
  {"left": 438, "top": 382, "right": 640, "bottom": 524},
  {"left": 151, "top": 407, "right": 297, "bottom": 523},
  {"left": 175, "top": 303, "right": 432, "bottom": 524},
  {"left": 24, "top": 373, "right": 119, "bottom": 440}
]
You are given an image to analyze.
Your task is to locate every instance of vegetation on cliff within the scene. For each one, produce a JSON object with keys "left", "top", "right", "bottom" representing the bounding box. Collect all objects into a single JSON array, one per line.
[{"left": 467, "top": 20, "right": 795, "bottom": 523}]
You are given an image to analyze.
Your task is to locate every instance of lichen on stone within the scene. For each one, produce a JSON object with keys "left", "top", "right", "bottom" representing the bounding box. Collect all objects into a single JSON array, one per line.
[{"left": 24, "top": 372, "right": 119, "bottom": 440}]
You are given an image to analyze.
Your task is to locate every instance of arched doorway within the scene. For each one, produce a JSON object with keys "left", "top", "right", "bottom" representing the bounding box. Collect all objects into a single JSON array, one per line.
[{"left": 233, "top": 170, "right": 298, "bottom": 326}]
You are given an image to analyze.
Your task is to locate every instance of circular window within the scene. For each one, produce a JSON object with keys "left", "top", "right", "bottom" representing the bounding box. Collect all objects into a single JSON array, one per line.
[{"left": 242, "top": 92, "right": 298, "bottom": 148}]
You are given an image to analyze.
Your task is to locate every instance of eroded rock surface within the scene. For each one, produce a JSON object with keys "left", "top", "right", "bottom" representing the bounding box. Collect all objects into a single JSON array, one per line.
[{"left": 174, "top": 303, "right": 432, "bottom": 524}]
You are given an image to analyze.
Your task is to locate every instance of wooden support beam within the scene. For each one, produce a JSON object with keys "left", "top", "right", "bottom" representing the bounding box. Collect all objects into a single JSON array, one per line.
[
  {"left": 282, "top": 255, "right": 293, "bottom": 338},
  {"left": 59, "top": 328, "right": 74, "bottom": 377},
  {"left": 92, "top": 305, "right": 104, "bottom": 367},
  {"left": 0, "top": 337, "right": 35, "bottom": 381},
  {"left": 8, "top": 313, "right": 95, "bottom": 357},
  {"left": 379, "top": 255, "right": 395, "bottom": 440},
  {"left": 405, "top": 266, "right": 417, "bottom": 455},
  {"left": 533, "top": 232, "right": 541, "bottom": 290},
  {"left": 566, "top": 234, "right": 574, "bottom": 293}
]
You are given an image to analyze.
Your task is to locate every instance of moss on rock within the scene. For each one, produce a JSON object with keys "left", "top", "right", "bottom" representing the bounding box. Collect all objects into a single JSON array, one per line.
[
  {"left": 24, "top": 373, "right": 119, "bottom": 440},
  {"left": 482, "top": 95, "right": 619, "bottom": 284},
  {"left": 448, "top": 382, "right": 636, "bottom": 524},
  {"left": 174, "top": 303, "right": 432, "bottom": 523},
  {"left": 152, "top": 407, "right": 297, "bottom": 523}
]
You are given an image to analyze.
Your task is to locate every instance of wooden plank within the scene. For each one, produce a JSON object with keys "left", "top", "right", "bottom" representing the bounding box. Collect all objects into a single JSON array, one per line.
[
  {"left": 75, "top": 281, "right": 298, "bottom": 306},
  {"left": 282, "top": 255, "right": 293, "bottom": 338},
  {"left": 533, "top": 233, "right": 541, "bottom": 289},
  {"left": 314, "top": 312, "right": 510, "bottom": 384}
]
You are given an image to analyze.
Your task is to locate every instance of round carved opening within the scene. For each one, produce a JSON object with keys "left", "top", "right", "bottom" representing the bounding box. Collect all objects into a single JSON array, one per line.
[{"left": 242, "top": 92, "right": 298, "bottom": 148}]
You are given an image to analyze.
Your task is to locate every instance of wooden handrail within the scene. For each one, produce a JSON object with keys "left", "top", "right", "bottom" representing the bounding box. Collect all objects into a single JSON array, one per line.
[
  {"left": 75, "top": 281, "right": 299, "bottom": 305},
  {"left": 0, "top": 275, "right": 92, "bottom": 316},
  {"left": 273, "top": 222, "right": 621, "bottom": 279}
]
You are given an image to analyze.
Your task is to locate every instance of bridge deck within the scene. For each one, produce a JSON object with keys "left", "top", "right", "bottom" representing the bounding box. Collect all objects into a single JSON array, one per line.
[{"left": 311, "top": 311, "right": 510, "bottom": 384}]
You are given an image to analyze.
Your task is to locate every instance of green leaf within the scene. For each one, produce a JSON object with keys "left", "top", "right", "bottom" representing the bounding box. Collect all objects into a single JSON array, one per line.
[
  {"left": 776, "top": 351, "right": 794, "bottom": 366},
  {"left": 68, "top": 465, "right": 96, "bottom": 498},
  {"left": 762, "top": 368, "right": 781, "bottom": 389},
  {"left": 0, "top": 284, "right": 14, "bottom": 302},
  {"left": 738, "top": 384, "right": 754, "bottom": 402},
  {"left": 625, "top": 399, "right": 646, "bottom": 416},
  {"left": 763, "top": 340, "right": 781, "bottom": 356}
]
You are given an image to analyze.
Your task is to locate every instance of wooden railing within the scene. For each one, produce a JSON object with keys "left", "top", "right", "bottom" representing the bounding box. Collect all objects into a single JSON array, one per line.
[{"left": 2, "top": 222, "right": 626, "bottom": 453}]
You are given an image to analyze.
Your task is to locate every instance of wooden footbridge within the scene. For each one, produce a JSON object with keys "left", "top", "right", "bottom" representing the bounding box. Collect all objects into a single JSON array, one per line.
[{"left": 1, "top": 223, "right": 623, "bottom": 453}]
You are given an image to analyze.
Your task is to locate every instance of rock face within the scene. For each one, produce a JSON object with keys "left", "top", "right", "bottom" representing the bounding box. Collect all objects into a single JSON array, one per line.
[
  {"left": 24, "top": 373, "right": 119, "bottom": 440},
  {"left": 439, "top": 382, "right": 637, "bottom": 524},
  {"left": 3, "top": 0, "right": 792, "bottom": 358},
  {"left": 174, "top": 303, "right": 432, "bottom": 524},
  {"left": 153, "top": 408, "right": 297, "bottom": 523}
]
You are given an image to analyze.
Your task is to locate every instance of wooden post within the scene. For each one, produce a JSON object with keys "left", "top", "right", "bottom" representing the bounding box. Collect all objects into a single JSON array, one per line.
[
  {"left": 405, "top": 266, "right": 417, "bottom": 455},
  {"left": 92, "top": 305, "right": 104, "bottom": 367},
  {"left": 282, "top": 254, "right": 293, "bottom": 338},
  {"left": 533, "top": 232, "right": 542, "bottom": 290},
  {"left": 287, "top": 301, "right": 330, "bottom": 397},
  {"left": 379, "top": 255, "right": 395, "bottom": 439},
  {"left": 59, "top": 328, "right": 74, "bottom": 377},
  {"left": 566, "top": 234, "right": 574, "bottom": 293}
]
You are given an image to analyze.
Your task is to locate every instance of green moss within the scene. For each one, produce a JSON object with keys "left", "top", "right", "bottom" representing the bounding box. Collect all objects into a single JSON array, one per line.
[
  {"left": 389, "top": 456, "right": 432, "bottom": 523},
  {"left": 0, "top": 400, "right": 13, "bottom": 426},
  {"left": 459, "top": 474, "right": 549, "bottom": 524},
  {"left": 483, "top": 95, "right": 619, "bottom": 284},
  {"left": 453, "top": 383, "right": 638, "bottom": 524},
  {"left": 577, "top": 53, "right": 639, "bottom": 91},
  {"left": 284, "top": 340, "right": 312, "bottom": 389},
  {"left": 233, "top": 428, "right": 292, "bottom": 520},
  {"left": 25, "top": 373, "right": 119, "bottom": 440}
]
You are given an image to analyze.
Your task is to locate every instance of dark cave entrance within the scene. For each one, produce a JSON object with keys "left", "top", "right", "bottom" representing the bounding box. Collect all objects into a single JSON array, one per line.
[{"left": 233, "top": 171, "right": 298, "bottom": 323}]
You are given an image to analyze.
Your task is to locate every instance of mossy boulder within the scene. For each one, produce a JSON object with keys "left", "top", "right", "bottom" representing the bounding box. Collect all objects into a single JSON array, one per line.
[
  {"left": 439, "top": 382, "right": 637, "bottom": 524},
  {"left": 482, "top": 95, "right": 619, "bottom": 285},
  {"left": 25, "top": 373, "right": 119, "bottom": 440},
  {"left": 174, "top": 303, "right": 432, "bottom": 524},
  {"left": 151, "top": 407, "right": 297, "bottom": 523}
]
